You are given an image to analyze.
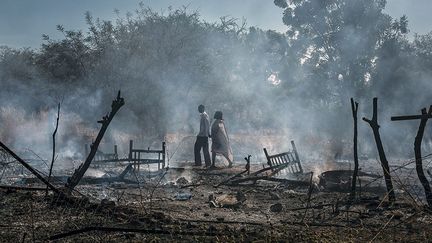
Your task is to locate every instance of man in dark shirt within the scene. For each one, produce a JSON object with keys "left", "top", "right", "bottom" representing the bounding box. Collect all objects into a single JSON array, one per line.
[{"left": 194, "top": 104, "right": 211, "bottom": 166}]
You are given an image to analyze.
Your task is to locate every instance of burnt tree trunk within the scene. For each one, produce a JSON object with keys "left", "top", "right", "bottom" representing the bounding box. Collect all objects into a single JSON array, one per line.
[
  {"left": 65, "top": 91, "right": 124, "bottom": 192},
  {"left": 362, "top": 97, "right": 395, "bottom": 202},
  {"left": 414, "top": 106, "right": 432, "bottom": 207},
  {"left": 350, "top": 98, "right": 359, "bottom": 200}
]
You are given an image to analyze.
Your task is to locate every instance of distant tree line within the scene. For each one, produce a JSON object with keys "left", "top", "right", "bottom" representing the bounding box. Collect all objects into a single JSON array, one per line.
[{"left": 1, "top": 1, "right": 432, "bottom": 155}]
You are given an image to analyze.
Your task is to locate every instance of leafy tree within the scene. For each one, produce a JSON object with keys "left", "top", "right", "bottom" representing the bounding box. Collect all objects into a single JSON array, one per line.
[
  {"left": 274, "top": 0, "right": 398, "bottom": 103},
  {"left": 0, "top": 46, "right": 37, "bottom": 81},
  {"left": 37, "top": 25, "right": 91, "bottom": 81}
]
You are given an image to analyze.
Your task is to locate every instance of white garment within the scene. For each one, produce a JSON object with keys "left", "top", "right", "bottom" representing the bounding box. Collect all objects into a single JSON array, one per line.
[
  {"left": 211, "top": 119, "right": 233, "bottom": 163},
  {"left": 197, "top": 112, "right": 210, "bottom": 137}
]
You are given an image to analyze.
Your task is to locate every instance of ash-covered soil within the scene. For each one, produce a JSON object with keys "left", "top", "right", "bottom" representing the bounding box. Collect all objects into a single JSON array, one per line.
[{"left": 1, "top": 163, "right": 432, "bottom": 242}]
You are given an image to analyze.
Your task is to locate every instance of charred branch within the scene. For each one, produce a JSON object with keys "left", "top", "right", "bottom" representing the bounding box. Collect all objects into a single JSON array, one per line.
[
  {"left": 414, "top": 106, "right": 432, "bottom": 207},
  {"left": 65, "top": 90, "right": 124, "bottom": 192},
  {"left": 391, "top": 106, "right": 432, "bottom": 207},
  {"left": 46, "top": 102, "right": 60, "bottom": 196},
  {"left": 362, "top": 97, "right": 396, "bottom": 202},
  {"left": 49, "top": 226, "right": 225, "bottom": 241},
  {"left": 0, "top": 141, "right": 63, "bottom": 196}
]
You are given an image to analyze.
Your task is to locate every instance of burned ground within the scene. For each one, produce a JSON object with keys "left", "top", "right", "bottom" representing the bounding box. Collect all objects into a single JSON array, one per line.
[{"left": 1, "top": 160, "right": 432, "bottom": 242}]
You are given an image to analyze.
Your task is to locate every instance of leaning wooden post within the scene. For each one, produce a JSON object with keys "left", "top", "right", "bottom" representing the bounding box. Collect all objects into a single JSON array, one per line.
[
  {"left": 350, "top": 98, "right": 359, "bottom": 200},
  {"left": 362, "top": 97, "right": 395, "bottom": 202},
  {"left": 65, "top": 91, "right": 124, "bottom": 192},
  {"left": 0, "top": 141, "right": 63, "bottom": 196},
  {"left": 414, "top": 107, "right": 432, "bottom": 207}
]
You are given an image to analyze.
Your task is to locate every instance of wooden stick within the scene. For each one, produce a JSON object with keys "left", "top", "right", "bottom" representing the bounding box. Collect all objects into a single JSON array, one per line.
[
  {"left": 46, "top": 102, "right": 60, "bottom": 196},
  {"left": 391, "top": 114, "right": 432, "bottom": 121},
  {"left": 215, "top": 169, "right": 248, "bottom": 187}
]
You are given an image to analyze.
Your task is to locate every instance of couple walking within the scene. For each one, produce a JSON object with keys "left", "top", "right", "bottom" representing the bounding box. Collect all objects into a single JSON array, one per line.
[{"left": 194, "top": 104, "right": 233, "bottom": 168}]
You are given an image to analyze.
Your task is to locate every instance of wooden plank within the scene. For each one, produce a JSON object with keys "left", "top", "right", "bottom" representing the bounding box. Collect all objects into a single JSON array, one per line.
[
  {"left": 391, "top": 114, "right": 432, "bottom": 121},
  {"left": 268, "top": 152, "right": 291, "bottom": 159}
]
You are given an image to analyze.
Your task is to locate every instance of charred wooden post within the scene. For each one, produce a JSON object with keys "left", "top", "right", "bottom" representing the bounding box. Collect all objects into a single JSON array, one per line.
[
  {"left": 392, "top": 107, "right": 432, "bottom": 207},
  {"left": 350, "top": 98, "right": 359, "bottom": 200},
  {"left": 245, "top": 155, "right": 251, "bottom": 175},
  {"left": 129, "top": 140, "right": 134, "bottom": 169},
  {"left": 65, "top": 91, "right": 124, "bottom": 192},
  {"left": 46, "top": 102, "right": 60, "bottom": 196},
  {"left": 263, "top": 148, "right": 271, "bottom": 166},
  {"left": 414, "top": 107, "right": 432, "bottom": 207},
  {"left": 162, "top": 142, "right": 166, "bottom": 168},
  {"left": 362, "top": 97, "right": 395, "bottom": 202}
]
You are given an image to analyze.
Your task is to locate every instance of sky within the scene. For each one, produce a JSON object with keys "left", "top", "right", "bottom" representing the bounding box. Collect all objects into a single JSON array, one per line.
[{"left": 0, "top": 0, "right": 431, "bottom": 49}]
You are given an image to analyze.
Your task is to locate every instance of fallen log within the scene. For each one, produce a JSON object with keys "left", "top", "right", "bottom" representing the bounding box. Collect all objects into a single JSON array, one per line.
[{"left": 49, "top": 226, "right": 226, "bottom": 241}]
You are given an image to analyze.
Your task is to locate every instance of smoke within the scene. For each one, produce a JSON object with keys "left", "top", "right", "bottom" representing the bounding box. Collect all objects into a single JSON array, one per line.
[{"left": 0, "top": 2, "right": 431, "bottom": 175}]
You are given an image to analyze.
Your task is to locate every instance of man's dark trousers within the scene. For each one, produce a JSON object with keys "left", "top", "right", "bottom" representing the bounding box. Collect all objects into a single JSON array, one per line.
[{"left": 194, "top": 136, "right": 211, "bottom": 166}]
